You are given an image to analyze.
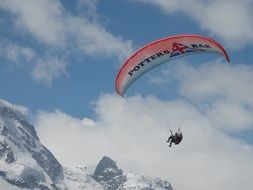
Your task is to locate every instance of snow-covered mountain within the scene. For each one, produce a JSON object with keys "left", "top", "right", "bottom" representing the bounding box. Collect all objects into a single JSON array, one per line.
[
  {"left": 63, "top": 166, "right": 103, "bottom": 190},
  {"left": 0, "top": 99, "right": 65, "bottom": 189},
  {"left": 0, "top": 99, "right": 173, "bottom": 190},
  {"left": 92, "top": 156, "right": 173, "bottom": 190}
]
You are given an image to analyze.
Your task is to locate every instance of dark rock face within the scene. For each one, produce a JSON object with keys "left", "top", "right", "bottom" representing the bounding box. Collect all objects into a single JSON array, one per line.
[
  {"left": 0, "top": 106, "right": 39, "bottom": 140},
  {"left": 30, "top": 145, "right": 63, "bottom": 182},
  {"left": 94, "top": 156, "right": 123, "bottom": 180},
  {"left": 0, "top": 141, "right": 16, "bottom": 163},
  {"left": 94, "top": 156, "right": 174, "bottom": 190},
  {"left": 4, "top": 169, "right": 51, "bottom": 190},
  {"left": 94, "top": 156, "right": 126, "bottom": 190}
]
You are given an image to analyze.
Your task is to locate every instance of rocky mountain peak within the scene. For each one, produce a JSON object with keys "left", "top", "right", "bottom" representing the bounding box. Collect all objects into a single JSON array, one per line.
[
  {"left": 94, "top": 156, "right": 122, "bottom": 179},
  {"left": 0, "top": 99, "right": 64, "bottom": 189},
  {"left": 93, "top": 156, "right": 126, "bottom": 190}
]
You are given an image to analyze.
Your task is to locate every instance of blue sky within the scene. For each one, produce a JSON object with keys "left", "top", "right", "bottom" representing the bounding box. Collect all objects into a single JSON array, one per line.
[
  {"left": 0, "top": 0, "right": 252, "bottom": 118},
  {"left": 0, "top": 0, "right": 233, "bottom": 118},
  {"left": 1, "top": 1, "right": 253, "bottom": 190}
]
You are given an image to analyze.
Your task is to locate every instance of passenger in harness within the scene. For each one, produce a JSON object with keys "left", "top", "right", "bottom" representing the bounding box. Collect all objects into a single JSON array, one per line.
[{"left": 166, "top": 128, "right": 183, "bottom": 147}]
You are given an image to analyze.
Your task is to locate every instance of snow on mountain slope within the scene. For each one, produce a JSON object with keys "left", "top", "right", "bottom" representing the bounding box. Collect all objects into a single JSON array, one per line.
[
  {"left": 64, "top": 166, "right": 103, "bottom": 190},
  {"left": 0, "top": 99, "right": 65, "bottom": 189},
  {"left": 0, "top": 178, "right": 21, "bottom": 190},
  {"left": 93, "top": 156, "right": 173, "bottom": 190},
  {"left": 121, "top": 171, "right": 173, "bottom": 190}
]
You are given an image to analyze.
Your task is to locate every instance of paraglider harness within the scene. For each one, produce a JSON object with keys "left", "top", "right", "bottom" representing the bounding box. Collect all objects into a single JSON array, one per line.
[{"left": 166, "top": 128, "right": 183, "bottom": 147}]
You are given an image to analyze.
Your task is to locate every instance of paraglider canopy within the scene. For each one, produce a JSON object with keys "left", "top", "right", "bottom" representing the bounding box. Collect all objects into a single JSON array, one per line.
[{"left": 115, "top": 34, "right": 230, "bottom": 96}]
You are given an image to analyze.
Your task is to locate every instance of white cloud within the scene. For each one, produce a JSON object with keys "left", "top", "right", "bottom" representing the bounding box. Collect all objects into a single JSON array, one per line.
[
  {"left": 136, "top": 0, "right": 253, "bottom": 48},
  {"left": 0, "top": 0, "right": 133, "bottom": 58},
  {"left": 178, "top": 62, "right": 253, "bottom": 105},
  {"left": 0, "top": 41, "right": 36, "bottom": 64},
  {"left": 67, "top": 16, "right": 133, "bottom": 61},
  {"left": 36, "top": 92, "right": 253, "bottom": 190},
  {"left": 36, "top": 110, "right": 104, "bottom": 167},
  {"left": 0, "top": 0, "right": 134, "bottom": 84},
  {"left": 14, "top": 105, "right": 29, "bottom": 116},
  {"left": 207, "top": 101, "right": 253, "bottom": 131},
  {"left": 178, "top": 62, "right": 253, "bottom": 131},
  {"left": 0, "top": 99, "right": 29, "bottom": 117},
  {"left": 0, "top": 40, "right": 68, "bottom": 85},
  {"left": 0, "top": 0, "right": 66, "bottom": 45},
  {"left": 76, "top": 0, "right": 98, "bottom": 18},
  {"left": 149, "top": 61, "right": 253, "bottom": 131},
  {"left": 82, "top": 118, "right": 97, "bottom": 128},
  {"left": 31, "top": 55, "right": 68, "bottom": 86},
  {"left": 199, "top": 0, "right": 253, "bottom": 47}
]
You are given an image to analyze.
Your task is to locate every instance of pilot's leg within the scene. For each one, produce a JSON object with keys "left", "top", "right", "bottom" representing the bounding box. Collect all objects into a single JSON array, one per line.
[
  {"left": 169, "top": 139, "right": 173, "bottom": 147},
  {"left": 166, "top": 136, "right": 172, "bottom": 142}
]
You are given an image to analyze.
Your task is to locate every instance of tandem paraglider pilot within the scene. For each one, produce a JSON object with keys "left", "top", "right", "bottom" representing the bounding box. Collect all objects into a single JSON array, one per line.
[{"left": 166, "top": 128, "right": 183, "bottom": 147}]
